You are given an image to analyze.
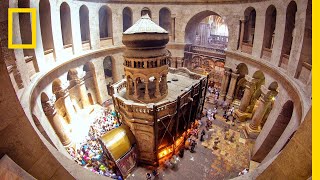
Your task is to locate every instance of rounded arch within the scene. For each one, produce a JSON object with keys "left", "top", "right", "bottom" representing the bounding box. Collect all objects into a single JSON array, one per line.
[
  {"left": 236, "top": 63, "right": 249, "bottom": 77},
  {"left": 103, "top": 56, "right": 113, "bottom": 78},
  {"left": 184, "top": 11, "right": 221, "bottom": 44},
  {"left": 67, "top": 68, "right": 79, "bottom": 81},
  {"left": 253, "top": 70, "right": 265, "bottom": 81},
  {"left": 243, "top": 7, "right": 256, "bottom": 46},
  {"left": 79, "top": 5, "right": 91, "bottom": 50},
  {"left": 52, "top": 79, "right": 62, "bottom": 94},
  {"left": 32, "top": 114, "right": 54, "bottom": 146},
  {"left": 252, "top": 100, "right": 294, "bottom": 162},
  {"left": 123, "top": 7, "right": 133, "bottom": 32},
  {"left": 60, "top": 2, "right": 74, "bottom": 53},
  {"left": 83, "top": 62, "right": 95, "bottom": 72},
  {"left": 159, "top": 7, "right": 171, "bottom": 33},
  {"left": 268, "top": 81, "right": 279, "bottom": 91},
  {"left": 99, "top": 6, "right": 112, "bottom": 38},
  {"left": 141, "top": 7, "right": 152, "bottom": 18},
  {"left": 39, "top": 0, "right": 54, "bottom": 56}
]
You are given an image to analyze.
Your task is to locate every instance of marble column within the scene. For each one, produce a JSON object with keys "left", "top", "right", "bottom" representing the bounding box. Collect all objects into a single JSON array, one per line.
[
  {"left": 176, "top": 58, "right": 183, "bottom": 68},
  {"left": 225, "top": 72, "right": 239, "bottom": 104},
  {"left": 134, "top": 78, "right": 138, "bottom": 98},
  {"left": 42, "top": 97, "right": 71, "bottom": 146},
  {"left": 239, "top": 19, "right": 245, "bottom": 50},
  {"left": 218, "top": 68, "right": 231, "bottom": 101},
  {"left": 78, "top": 78, "right": 90, "bottom": 108},
  {"left": 238, "top": 76, "right": 255, "bottom": 112},
  {"left": 155, "top": 78, "right": 161, "bottom": 98},
  {"left": 246, "top": 86, "right": 278, "bottom": 138},
  {"left": 144, "top": 82, "right": 150, "bottom": 100},
  {"left": 55, "top": 88, "right": 76, "bottom": 124}
]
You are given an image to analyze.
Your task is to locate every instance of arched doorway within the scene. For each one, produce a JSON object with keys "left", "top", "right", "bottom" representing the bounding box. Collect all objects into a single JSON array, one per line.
[
  {"left": 60, "top": 2, "right": 74, "bottom": 54},
  {"left": 279, "top": 1, "right": 297, "bottom": 69},
  {"left": 39, "top": 0, "right": 55, "bottom": 58},
  {"left": 99, "top": 6, "right": 113, "bottom": 46},
  {"left": 185, "top": 11, "right": 229, "bottom": 49},
  {"left": 252, "top": 100, "right": 294, "bottom": 162},
  {"left": 261, "top": 5, "right": 277, "bottom": 60},
  {"left": 79, "top": 5, "right": 91, "bottom": 50},
  {"left": 103, "top": 56, "right": 113, "bottom": 84},
  {"left": 242, "top": 7, "right": 256, "bottom": 54},
  {"left": 141, "top": 7, "right": 152, "bottom": 18},
  {"left": 123, "top": 7, "right": 133, "bottom": 32}
]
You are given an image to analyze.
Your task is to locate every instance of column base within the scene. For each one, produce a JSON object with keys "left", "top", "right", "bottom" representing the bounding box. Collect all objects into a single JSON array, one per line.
[
  {"left": 235, "top": 109, "right": 252, "bottom": 122},
  {"left": 218, "top": 94, "right": 226, "bottom": 101},
  {"left": 225, "top": 95, "right": 233, "bottom": 104},
  {"left": 245, "top": 123, "right": 261, "bottom": 139}
]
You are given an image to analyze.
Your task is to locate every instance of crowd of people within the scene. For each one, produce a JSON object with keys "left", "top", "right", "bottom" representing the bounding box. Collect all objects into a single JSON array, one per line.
[{"left": 66, "top": 107, "right": 123, "bottom": 179}]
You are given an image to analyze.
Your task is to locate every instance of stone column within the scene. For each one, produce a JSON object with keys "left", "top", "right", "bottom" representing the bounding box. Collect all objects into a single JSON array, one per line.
[
  {"left": 176, "top": 58, "right": 183, "bottom": 68},
  {"left": 252, "top": 14, "right": 265, "bottom": 58},
  {"left": 270, "top": 11, "right": 286, "bottom": 65},
  {"left": 287, "top": 8, "right": 307, "bottom": 77},
  {"left": 42, "top": 97, "right": 71, "bottom": 146},
  {"left": 239, "top": 19, "right": 245, "bottom": 50},
  {"left": 89, "top": 6, "right": 100, "bottom": 50},
  {"left": 78, "top": 78, "right": 90, "bottom": 108},
  {"left": 238, "top": 76, "right": 255, "bottom": 112},
  {"left": 155, "top": 78, "right": 161, "bottom": 98},
  {"left": 144, "top": 81, "right": 150, "bottom": 100},
  {"left": 134, "top": 78, "right": 138, "bottom": 98},
  {"left": 218, "top": 68, "right": 231, "bottom": 101},
  {"left": 246, "top": 86, "right": 278, "bottom": 138},
  {"left": 225, "top": 72, "right": 239, "bottom": 104}
]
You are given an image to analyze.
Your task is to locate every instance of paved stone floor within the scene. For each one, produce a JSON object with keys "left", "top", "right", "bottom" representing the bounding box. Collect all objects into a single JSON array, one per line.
[{"left": 127, "top": 94, "right": 254, "bottom": 180}]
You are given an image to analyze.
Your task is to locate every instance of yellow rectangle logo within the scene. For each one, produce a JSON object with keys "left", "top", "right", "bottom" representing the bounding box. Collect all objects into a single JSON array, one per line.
[{"left": 8, "top": 8, "right": 36, "bottom": 49}]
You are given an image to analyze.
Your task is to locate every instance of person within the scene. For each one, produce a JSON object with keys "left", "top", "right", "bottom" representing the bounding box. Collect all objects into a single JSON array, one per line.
[
  {"left": 200, "top": 133, "right": 205, "bottom": 142},
  {"left": 185, "top": 138, "right": 191, "bottom": 150},
  {"left": 238, "top": 168, "right": 249, "bottom": 176},
  {"left": 190, "top": 139, "right": 197, "bottom": 153},
  {"left": 213, "top": 137, "right": 220, "bottom": 150},
  {"left": 152, "top": 169, "right": 159, "bottom": 177},
  {"left": 146, "top": 173, "right": 152, "bottom": 180},
  {"left": 179, "top": 147, "right": 185, "bottom": 158}
]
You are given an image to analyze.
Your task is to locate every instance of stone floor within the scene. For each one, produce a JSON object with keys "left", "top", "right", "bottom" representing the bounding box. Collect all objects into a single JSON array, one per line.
[{"left": 127, "top": 94, "right": 254, "bottom": 180}]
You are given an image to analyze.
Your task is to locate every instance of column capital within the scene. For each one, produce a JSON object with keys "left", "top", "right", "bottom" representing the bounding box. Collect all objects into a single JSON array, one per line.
[
  {"left": 224, "top": 66, "right": 232, "bottom": 72},
  {"left": 41, "top": 100, "right": 57, "bottom": 117},
  {"left": 230, "top": 72, "right": 239, "bottom": 79},
  {"left": 259, "top": 85, "right": 279, "bottom": 103}
]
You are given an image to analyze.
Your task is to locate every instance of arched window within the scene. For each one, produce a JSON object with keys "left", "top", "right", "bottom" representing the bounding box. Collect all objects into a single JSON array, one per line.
[
  {"left": 79, "top": 5, "right": 91, "bottom": 50},
  {"left": 39, "top": 0, "right": 54, "bottom": 56},
  {"left": 159, "top": 8, "right": 171, "bottom": 33},
  {"left": 60, "top": 2, "right": 74, "bottom": 53},
  {"left": 123, "top": 7, "right": 133, "bottom": 32},
  {"left": 279, "top": 1, "right": 297, "bottom": 68},
  {"left": 99, "top": 6, "right": 112, "bottom": 38},
  {"left": 263, "top": 6, "right": 277, "bottom": 50},
  {"left": 243, "top": 7, "right": 256, "bottom": 46},
  {"left": 141, "top": 7, "right": 151, "bottom": 18}
]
